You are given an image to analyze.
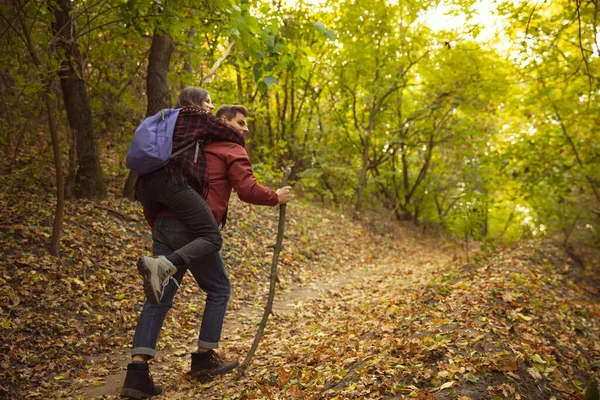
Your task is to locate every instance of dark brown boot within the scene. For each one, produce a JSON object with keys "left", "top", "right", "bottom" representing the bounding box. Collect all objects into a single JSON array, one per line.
[
  {"left": 120, "top": 362, "right": 163, "bottom": 399},
  {"left": 186, "top": 350, "right": 239, "bottom": 380}
]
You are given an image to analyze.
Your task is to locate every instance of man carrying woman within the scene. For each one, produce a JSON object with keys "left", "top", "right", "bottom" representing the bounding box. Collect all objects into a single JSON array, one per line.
[{"left": 120, "top": 94, "right": 292, "bottom": 399}]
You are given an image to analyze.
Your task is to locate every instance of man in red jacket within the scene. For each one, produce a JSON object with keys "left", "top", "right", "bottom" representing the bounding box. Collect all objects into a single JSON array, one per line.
[{"left": 120, "top": 105, "right": 292, "bottom": 399}]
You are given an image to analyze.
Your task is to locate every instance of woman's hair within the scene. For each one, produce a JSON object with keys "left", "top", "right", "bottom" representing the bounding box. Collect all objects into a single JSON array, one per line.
[{"left": 175, "top": 87, "right": 209, "bottom": 109}]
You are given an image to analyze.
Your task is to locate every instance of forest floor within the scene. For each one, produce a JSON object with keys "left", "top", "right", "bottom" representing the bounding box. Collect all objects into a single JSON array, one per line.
[{"left": 1, "top": 167, "right": 600, "bottom": 400}]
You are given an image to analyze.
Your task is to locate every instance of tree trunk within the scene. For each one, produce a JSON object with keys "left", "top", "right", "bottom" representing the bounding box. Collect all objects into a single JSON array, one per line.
[
  {"left": 400, "top": 143, "right": 410, "bottom": 201},
  {"left": 182, "top": 28, "right": 196, "bottom": 80},
  {"left": 122, "top": 32, "right": 175, "bottom": 200},
  {"left": 17, "top": 0, "right": 66, "bottom": 254},
  {"left": 50, "top": 0, "right": 106, "bottom": 199},
  {"left": 146, "top": 33, "right": 176, "bottom": 117},
  {"left": 482, "top": 198, "right": 489, "bottom": 237},
  {"left": 355, "top": 130, "right": 370, "bottom": 213},
  {"left": 266, "top": 95, "right": 274, "bottom": 148},
  {"left": 234, "top": 61, "right": 244, "bottom": 103},
  {"left": 47, "top": 83, "right": 64, "bottom": 256},
  {"left": 246, "top": 118, "right": 255, "bottom": 161},
  {"left": 64, "top": 127, "right": 77, "bottom": 199}
]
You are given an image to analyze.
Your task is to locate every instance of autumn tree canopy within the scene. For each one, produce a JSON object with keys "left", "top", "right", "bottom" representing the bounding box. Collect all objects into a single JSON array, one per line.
[{"left": 1, "top": 0, "right": 598, "bottom": 246}]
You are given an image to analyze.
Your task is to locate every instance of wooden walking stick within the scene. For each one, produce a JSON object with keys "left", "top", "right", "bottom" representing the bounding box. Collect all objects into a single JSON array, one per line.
[{"left": 237, "top": 166, "right": 292, "bottom": 378}]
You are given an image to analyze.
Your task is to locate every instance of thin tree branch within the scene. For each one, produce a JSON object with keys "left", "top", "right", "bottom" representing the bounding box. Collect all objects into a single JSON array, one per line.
[
  {"left": 199, "top": 40, "right": 236, "bottom": 86},
  {"left": 525, "top": 0, "right": 542, "bottom": 37},
  {"left": 0, "top": 0, "right": 31, "bottom": 41},
  {"left": 575, "top": 0, "right": 593, "bottom": 107},
  {"left": 549, "top": 96, "right": 600, "bottom": 206},
  {"left": 237, "top": 167, "right": 291, "bottom": 377}
]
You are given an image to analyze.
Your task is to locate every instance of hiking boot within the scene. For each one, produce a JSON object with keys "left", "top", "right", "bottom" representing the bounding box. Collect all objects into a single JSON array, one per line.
[
  {"left": 120, "top": 362, "right": 163, "bottom": 399},
  {"left": 186, "top": 350, "right": 239, "bottom": 380},
  {"left": 137, "top": 256, "right": 177, "bottom": 305}
]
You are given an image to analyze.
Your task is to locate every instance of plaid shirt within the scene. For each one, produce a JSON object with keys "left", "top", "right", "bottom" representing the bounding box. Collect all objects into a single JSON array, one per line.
[{"left": 161, "top": 108, "right": 246, "bottom": 199}]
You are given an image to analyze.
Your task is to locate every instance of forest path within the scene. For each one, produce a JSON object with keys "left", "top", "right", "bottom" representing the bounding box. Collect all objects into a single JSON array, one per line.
[
  {"left": 78, "top": 239, "right": 452, "bottom": 399},
  {"left": 5, "top": 176, "right": 597, "bottom": 400}
]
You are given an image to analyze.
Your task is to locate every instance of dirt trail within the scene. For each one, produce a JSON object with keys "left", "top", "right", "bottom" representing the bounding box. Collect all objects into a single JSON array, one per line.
[{"left": 77, "top": 243, "right": 452, "bottom": 399}]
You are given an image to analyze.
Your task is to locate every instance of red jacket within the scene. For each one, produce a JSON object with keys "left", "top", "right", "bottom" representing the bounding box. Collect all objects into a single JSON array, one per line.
[{"left": 145, "top": 141, "right": 278, "bottom": 227}]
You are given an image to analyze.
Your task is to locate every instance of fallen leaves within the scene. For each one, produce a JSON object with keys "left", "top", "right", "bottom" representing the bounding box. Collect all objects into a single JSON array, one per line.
[
  {"left": 527, "top": 367, "right": 543, "bottom": 381},
  {"left": 2, "top": 168, "right": 600, "bottom": 399}
]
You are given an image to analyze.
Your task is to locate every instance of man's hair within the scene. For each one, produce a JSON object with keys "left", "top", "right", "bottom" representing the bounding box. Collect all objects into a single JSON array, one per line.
[
  {"left": 175, "top": 87, "right": 209, "bottom": 109},
  {"left": 216, "top": 105, "right": 249, "bottom": 120}
]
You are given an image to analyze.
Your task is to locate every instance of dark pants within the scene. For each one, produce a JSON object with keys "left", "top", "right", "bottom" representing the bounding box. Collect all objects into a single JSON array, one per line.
[
  {"left": 136, "top": 171, "right": 222, "bottom": 264},
  {"left": 132, "top": 217, "right": 232, "bottom": 357}
]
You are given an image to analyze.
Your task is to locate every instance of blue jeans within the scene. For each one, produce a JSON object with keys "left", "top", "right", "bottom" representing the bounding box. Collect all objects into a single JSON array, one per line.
[
  {"left": 132, "top": 217, "right": 231, "bottom": 358},
  {"left": 136, "top": 170, "right": 222, "bottom": 265}
]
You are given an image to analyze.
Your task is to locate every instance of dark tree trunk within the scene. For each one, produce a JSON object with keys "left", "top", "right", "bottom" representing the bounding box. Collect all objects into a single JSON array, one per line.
[
  {"left": 122, "top": 170, "right": 139, "bottom": 201},
  {"left": 355, "top": 129, "right": 370, "bottom": 213},
  {"left": 50, "top": 0, "right": 106, "bottom": 199},
  {"left": 146, "top": 33, "right": 176, "bottom": 116},
  {"left": 47, "top": 83, "right": 64, "bottom": 256},
  {"left": 246, "top": 118, "right": 255, "bottom": 161},
  {"left": 234, "top": 61, "right": 244, "bottom": 103},
  {"left": 266, "top": 95, "right": 274, "bottom": 149},
  {"left": 64, "top": 127, "right": 77, "bottom": 199},
  {"left": 122, "top": 32, "right": 175, "bottom": 200},
  {"left": 17, "top": 0, "right": 66, "bottom": 254},
  {"left": 182, "top": 28, "right": 196, "bottom": 80}
]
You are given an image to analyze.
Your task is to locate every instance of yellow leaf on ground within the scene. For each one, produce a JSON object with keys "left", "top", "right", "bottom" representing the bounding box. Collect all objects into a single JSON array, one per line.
[
  {"left": 440, "top": 381, "right": 455, "bottom": 390},
  {"left": 517, "top": 313, "right": 532, "bottom": 321},
  {"left": 527, "top": 367, "right": 543, "bottom": 381}
]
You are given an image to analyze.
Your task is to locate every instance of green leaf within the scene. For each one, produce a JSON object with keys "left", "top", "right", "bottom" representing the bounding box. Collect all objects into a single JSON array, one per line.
[
  {"left": 530, "top": 354, "right": 546, "bottom": 364},
  {"left": 313, "top": 21, "right": 336, "bottom": 40},
  {"left": 324, "top": 29, "right": 336, "bottom": 40},
  {"left": 258, "top": 81, "right": 268, "bottom": 93},
  {"left": 263, "top": 75, "right": 279, "bottom": 89},
  {"left": 253, "top": 63, "right": 263, "bottom": 81},
  {"left": 313, "top": 21, "right": 326, "bottom": 33}
]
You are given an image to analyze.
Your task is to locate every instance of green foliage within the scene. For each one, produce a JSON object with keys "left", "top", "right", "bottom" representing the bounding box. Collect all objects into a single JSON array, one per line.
[{"left": 1, "top": 0, "right": 598, "bottom": 247}]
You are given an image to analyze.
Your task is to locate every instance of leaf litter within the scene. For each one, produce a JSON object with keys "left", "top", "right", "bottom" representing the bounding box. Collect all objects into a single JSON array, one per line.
[{"left": 1, "top": 170, "right": 599, "bottom": 399}]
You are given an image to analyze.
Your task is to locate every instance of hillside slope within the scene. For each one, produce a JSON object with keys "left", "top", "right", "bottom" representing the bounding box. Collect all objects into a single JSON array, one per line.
[{"left": 1, "top": 173, "right": 599, "bottom": 399}]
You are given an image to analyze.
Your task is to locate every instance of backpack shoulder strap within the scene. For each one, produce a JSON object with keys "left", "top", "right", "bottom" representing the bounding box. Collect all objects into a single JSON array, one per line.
[{"left": 170, "top": 141, "right": 196, "bottom": 159}]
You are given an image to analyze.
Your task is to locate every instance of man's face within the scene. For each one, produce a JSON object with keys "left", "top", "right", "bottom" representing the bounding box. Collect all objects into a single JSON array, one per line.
[{"left": 222, "top": 112, "right": 249, "bottom": 136}]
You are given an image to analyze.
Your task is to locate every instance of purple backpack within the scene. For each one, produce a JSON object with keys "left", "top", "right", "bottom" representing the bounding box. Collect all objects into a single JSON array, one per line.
[{"left": 126, "top": 108, "right": 194, "bottom": 176}]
